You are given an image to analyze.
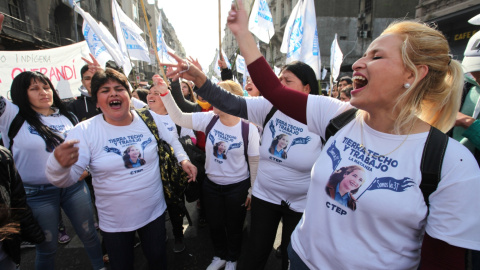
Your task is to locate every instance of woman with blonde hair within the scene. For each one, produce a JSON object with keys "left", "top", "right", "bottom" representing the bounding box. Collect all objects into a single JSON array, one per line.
[
  {"left": 152, "top": 77, "right": 260, "bottom": 270},
  {"left": 218, "top": 1, "right": 480, "bottom": 268}
]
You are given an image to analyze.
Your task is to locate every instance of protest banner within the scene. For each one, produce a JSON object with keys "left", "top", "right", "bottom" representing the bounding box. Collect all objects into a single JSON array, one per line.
[{"left": 0, "top": 41, "right": 90, "bottom": 100}]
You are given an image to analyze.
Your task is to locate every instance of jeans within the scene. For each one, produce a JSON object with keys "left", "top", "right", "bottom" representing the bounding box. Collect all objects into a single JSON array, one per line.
[
  {"left": 203, "top": 177, "right": 250, "bottom": 262},
  {"left": 24, "top": 181, "right": 103, "bottom": 270},
  {"left": 102, "top": 212, "right": 167, "bottom": 270},
  {"left": 287, "top": 243, "right": 310, "bottom": 270},
  {"left": 246, "top": 196, "right": 303, "bottom": 270}
]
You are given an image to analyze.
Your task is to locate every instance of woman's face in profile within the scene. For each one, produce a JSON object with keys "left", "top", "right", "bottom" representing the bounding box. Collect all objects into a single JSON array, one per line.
[
  {"left": 340, "top": 169, "right": 364, "bottom": 192},
  {"left": 181, "top": 83, "right": 189, "bottom": 96},
  {"left": 277, "top": 136, "right": 289, "bottom": 149}
]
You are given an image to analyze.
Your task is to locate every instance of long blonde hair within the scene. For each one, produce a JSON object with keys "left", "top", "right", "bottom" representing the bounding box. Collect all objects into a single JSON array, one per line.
[{"left": 378, "top": 21, "right": 463, "bottom": 133}]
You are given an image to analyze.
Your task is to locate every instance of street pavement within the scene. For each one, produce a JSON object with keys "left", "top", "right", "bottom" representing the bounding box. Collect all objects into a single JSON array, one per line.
[{"left": 19, "top": 200, "right": 283, "bottom": 270}]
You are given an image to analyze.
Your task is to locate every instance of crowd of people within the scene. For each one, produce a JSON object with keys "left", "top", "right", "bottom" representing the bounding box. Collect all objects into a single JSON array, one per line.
[{"left": 1, "top": 0, "right": 480, "bottom": 269}]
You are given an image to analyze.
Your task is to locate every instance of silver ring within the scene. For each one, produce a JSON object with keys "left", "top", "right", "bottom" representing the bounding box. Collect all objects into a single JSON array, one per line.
[{"left": 70, "top": 153, "right": 74, "bottom": 159}]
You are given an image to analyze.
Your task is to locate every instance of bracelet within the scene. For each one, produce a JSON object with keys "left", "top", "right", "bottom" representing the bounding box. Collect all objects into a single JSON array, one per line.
[{"left": 160, "top": 92, "right": 169, "bottom": 97}]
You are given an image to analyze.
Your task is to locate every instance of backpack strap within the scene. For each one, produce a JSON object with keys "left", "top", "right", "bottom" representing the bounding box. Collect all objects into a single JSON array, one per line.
[
  {"left": 8, "top": 114, "right": 25, "bottom": 151},
  {"left": 204, "top": 115, "right": 220, "bottom": 144},
  {"left": 176, "top": 124, "right": 182, "bottom": 137},
  {"left": 420, "top": 126, "right": 448, "bottom": 207},
  {"left": 324, "top": 108, "right": 358, "bottom": 145},
  {"left": 241, "top": 119, "right": 250, "bottom": 173},
  {"left": 263, "top": 107, "right": 278, "bottom": 131}
]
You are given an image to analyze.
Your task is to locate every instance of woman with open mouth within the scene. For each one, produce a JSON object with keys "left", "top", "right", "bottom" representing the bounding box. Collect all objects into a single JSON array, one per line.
[
  {"left": 45, "top": 60, "right": 197, "bottom": 270},
  {"left": 222, "top": 0, "right": 480, "bottom": 269}
]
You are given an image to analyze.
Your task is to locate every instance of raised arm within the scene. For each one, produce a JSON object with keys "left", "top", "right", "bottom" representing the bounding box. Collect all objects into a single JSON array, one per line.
[
  {"left": 195, "top": 79, "right": 249, "bottom": 119},
  {"left": 152, "top": 75, "right": 194, "bottom": 130},
  {"left": 170, "top": 79, "right": 202, "bottom": 113},
  {"left": 226, "top": 0, "right": 308, "bottom": 124}
]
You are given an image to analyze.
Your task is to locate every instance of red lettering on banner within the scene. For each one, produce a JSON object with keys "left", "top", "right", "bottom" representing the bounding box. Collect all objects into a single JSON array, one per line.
[{"left": 10, "top": 62, "right": 79, "bottom": 82}]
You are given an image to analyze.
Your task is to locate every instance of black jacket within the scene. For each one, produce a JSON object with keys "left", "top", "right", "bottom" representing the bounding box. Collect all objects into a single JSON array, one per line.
[
  {"left": 68, "top": 89, "right": 99, "bottom": 122},
  {"left": 0, "top": 146, "right": 44, "bottom": 264}
]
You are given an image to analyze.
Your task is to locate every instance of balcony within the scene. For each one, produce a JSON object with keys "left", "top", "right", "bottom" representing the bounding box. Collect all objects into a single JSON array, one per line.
[{"left": 1, "top": 13, "right": 61, "bottom": 48}]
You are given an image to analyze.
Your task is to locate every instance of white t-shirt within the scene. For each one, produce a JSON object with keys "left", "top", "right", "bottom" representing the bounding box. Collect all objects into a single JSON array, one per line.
[
  {"left": 290, "top": 95, "right": 480, "bottom": 269},
  {"left": 0, "top": 97, "right": 74, "bottom": 185},
  {"left": 192, "top": 111, "right": 260, "bottom": 185},
  {"left": 46, "top": 111, "right": 188, "bottom": 232},
  {"left": 245, "top": 97, "right": 323, "bottom": 212},
  {"left": 154, "top": 112, "right": 196, "bottom": 139},
  {"left": 131, "top": 97, "right": 147, "bottom": 109}
]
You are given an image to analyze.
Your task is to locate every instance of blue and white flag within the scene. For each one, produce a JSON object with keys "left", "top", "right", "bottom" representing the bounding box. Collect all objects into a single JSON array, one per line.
[
  {"left": 321, "top": 67, "right": 327, "bottom": 80},
  {"left": 330, "top": 34, "right": 343, "bottom": 81},
  {"left": 248, "top": 0, "right": 275, "bottom": 44},
  {"left": 112, "top": 0, "right": 150, "bottom": 64},
  {"left": 156, "top": 11, "right": 177, "bottom": 64},
  {"left": 76, "top": 5, "right": 126, "bottom": 69},
  {"left": 111, "top": 0, "right": 133, "bottom": 75},
  {"left": 236, "top": 55, "right": 246, "bottom": 74},
  {"left": 280, "top": 0, "right": 321, "bottom": 79},
  {"left": 214, "top": 49, "right": 232, "bottom": 77}
]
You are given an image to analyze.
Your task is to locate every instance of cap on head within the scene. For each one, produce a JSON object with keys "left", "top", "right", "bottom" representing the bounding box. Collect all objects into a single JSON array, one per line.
[{"left": 462, "top": 31, "right": 480, "bottom": 73}]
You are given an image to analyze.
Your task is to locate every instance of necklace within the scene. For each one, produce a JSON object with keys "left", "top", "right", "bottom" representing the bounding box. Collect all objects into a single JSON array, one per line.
[{"left": 359, "top": 119, "right": 414, "bottom": 159}]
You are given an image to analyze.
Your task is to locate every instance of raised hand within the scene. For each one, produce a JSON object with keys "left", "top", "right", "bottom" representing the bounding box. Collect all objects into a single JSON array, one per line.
[
  {"left": 227, "top": 0, "right": 249, "bottom": 37},
  {"left": 151, "top": 74, "right": 169, "bottom": 95},
  {"left": 160, "top": 52, "right": 207, "bottom": 87},
  {"left": 187, "top": 56, "right": 202, "bottom": 71},
  {"left": 81, "top": 53, "right": 103, "bottom": 74}
]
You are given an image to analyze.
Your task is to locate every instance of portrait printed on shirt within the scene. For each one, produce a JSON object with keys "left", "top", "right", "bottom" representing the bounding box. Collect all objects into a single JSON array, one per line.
[
  {"left": 122, "top": 145, "right": 146, "bottom": 168},
  {"left": 213, "top": 141, "right": 228, "bottom": 160},
  {"left": 324, "top": 138, "right": 416, "bottom": 212},
  {"left": 103, "top": 134, "right": 152, "bottom": 169},
  {"left": 325, "top": 165, "right": 365, "bottom": 211},
  {"left": 208, "top": 128, "right": 244, "bottom": 163},
  {"left": 265, "top": 119, "right": 312, "bottom": 160}
]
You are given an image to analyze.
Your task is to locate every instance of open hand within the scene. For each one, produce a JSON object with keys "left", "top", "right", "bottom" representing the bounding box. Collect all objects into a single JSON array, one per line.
[{"left": 160, "top": 52, "right": 207, "bottom": 87}]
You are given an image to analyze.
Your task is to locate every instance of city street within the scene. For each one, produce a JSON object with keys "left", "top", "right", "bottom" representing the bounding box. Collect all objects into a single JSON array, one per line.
[{"left": 19, "top": 200, "right": 283, "bottom": 270}]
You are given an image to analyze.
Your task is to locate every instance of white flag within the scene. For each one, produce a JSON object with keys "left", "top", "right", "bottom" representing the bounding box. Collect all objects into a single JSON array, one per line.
[
  {"left": 156, "top": 11, "right": 177, "bottom": 64},
  {"left": 248, "top": 0, "right": 275, "bottom": 44},
  {"left": 469, "top": 14, "right": 480, "bottom": 25},
  {"left": 214, "top": 49, "right": 232, "bottom": 77},
  {"left": 112, "top": 0, "right": 151, "bottom": 64},
  {"left": 321, "top": 67, "right": 327, "bottom": 80},
  {"left": 274, "top": 66, "right": 281, "bottom": 76},
  {"left": 280, "top": 0, "right": 321, "bottom": 79},
  {"left": 330, "top": 34, "right": 343, "bottom": 81},
  {"left": 236, "top": 55, "right": 246, "bottom": 74},
  {"left": 76, "top": 4, "right": 126, "bottom": 68}
]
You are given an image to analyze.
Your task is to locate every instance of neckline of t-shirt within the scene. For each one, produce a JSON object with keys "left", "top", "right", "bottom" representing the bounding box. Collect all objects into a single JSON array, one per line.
[
  {"left": 100, "top": 110, "right": 138, "bottom": 128},
  {"left": 361, "top": 120, "right": 429, "bottom": 141}
]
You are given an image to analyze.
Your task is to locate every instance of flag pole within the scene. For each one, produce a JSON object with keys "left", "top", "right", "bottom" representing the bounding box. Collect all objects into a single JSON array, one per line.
[
  {"left": 218, "top": 0, "right": 223, "bottom": 61},
  {"left": 139, "top": 0, "right": 169, "bottom": 87}
]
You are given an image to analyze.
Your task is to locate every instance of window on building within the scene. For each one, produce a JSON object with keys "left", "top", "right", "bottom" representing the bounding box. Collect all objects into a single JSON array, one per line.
[
  {"left": 8, "top": 0, "right": 21, "bottom": 19},
  {"left": 365, "top": 0, "right": 372, "bottom": 14}
]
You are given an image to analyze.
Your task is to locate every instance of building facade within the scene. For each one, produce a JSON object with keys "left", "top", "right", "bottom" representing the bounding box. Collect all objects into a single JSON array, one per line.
[
  {"left": 416, "top": 0, "right": 480, "bottom": 60},
  {"left": 0, "top": 0, "right": 184, "bottom": 86},
  {"left": 216, "top": 0, "right": 418, "bottom": 87}
]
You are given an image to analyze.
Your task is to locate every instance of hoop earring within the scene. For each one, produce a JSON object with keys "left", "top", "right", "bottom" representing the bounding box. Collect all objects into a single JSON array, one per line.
[{"left": 404, "top": 83, "right": 411, "bottom": 89}]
